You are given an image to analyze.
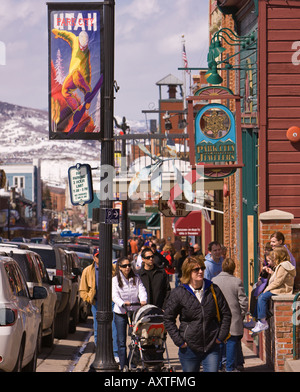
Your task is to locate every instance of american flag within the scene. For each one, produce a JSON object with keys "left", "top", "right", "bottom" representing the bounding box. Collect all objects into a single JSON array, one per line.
[{"left": 182, "top": 43, "right": 190, "bottom": 74}]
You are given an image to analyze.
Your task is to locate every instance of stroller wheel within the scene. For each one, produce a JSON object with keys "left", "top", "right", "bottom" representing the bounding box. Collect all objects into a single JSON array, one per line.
[{"left": 162, "top": 366, "right": 176, "bottom": 372}]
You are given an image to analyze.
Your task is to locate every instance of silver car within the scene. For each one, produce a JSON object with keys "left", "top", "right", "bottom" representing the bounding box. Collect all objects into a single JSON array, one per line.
[
  {"left": 0, "top": 247, "right": 57, "bottom": 349},
  {"left": 0, "top": 256, "right": 47, "bottom": 372}
]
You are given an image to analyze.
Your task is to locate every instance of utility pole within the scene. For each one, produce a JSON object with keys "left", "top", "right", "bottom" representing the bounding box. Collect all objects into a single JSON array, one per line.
[{"left": 91, "top": 0, "right": 118, "bottom": 372}]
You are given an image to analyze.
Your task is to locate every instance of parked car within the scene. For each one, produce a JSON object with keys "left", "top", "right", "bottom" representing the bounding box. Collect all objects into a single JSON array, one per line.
[
  {"left": 75, "top": 251, "right": 94, "bottom": 272},
  {"left": 0, "top": 255, "right": 47, "bottom": 372},
  {"left": 55, "top": 242, "right": 93, "bottom": 255},
  {"left": 0, "top": 246, "right": 57, "bottom": 349},
  {"left": 63, "top": 250, "right": 80, "bottom": 331},
  {"left": 73, "top": 251, "right": 93, "bottom": 322},
  {"left": 73, "top": 236, "right": 123, "bottom": 261},
  {"left": 29, "top": 237, "right": 44, "bottom": 244},
  {"left": 25, "top": 243, "right": 80, "bottom": 339}
]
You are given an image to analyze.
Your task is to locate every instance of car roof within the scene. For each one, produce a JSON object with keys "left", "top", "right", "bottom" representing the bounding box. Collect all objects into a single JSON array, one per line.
[
  {"left": 0, "top": 246, "right": 37, "bottom": 255},
  {"left": 26, "top": 243, "right": 55, "bottom": 249}
]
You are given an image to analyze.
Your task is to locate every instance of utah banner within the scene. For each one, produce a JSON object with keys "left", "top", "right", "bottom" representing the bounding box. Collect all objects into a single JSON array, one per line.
[{"left": 48, "top": 3, "right": 104, "bottom": 140}]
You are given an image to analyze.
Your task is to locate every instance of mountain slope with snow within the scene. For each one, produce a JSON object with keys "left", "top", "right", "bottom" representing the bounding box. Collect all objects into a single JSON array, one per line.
[{"left": 0, "top": 101, "right": 146, "bottom": 183}]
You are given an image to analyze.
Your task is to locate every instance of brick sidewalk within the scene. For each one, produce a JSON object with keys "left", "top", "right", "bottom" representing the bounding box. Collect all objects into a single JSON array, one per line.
[{"left": 73, "top": 326, "right": 273, "bottom": 372}]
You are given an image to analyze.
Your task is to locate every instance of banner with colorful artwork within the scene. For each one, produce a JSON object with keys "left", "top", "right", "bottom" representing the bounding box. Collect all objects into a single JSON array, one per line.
[{"left": 48, "top": 3, "right": 104, "bottom": 140}]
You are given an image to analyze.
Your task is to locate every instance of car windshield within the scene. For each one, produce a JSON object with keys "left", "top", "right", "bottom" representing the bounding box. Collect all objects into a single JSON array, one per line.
[{"left": 30, "top": 249, "right": 56, "bottom": 269}]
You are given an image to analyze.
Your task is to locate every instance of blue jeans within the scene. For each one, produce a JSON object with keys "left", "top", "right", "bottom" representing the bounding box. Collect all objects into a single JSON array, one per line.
[
  {"left": 114, "top": 312, "right": 128, "bottom": 369},
  {"left": 254, "top": 291, "right": 274, "bottom": 320},
  {"left": 91, "top": 303, "right": 98, "bottom": 344},
  {"left": 225, "top": 335, "right": 242, "bottom": 371},
  {"left": 178, "top": 344, "right": 220, "bottom": 372},
  {"left": 112, "top": 303, "right": 118, "bottom": 357},
  {"left": 91, "top": 301, "right": 118, "bottom": 358}
]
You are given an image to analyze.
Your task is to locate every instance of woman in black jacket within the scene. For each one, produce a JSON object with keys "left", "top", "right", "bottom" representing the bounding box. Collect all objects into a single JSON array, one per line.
[{"left": 163, "top": 255, "right": 231, "bottom": 372}]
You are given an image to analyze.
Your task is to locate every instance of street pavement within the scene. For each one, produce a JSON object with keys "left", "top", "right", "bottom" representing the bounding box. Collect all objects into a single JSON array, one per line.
[{"left": 72, "top": 318, "right": 273, "bottom": 373}]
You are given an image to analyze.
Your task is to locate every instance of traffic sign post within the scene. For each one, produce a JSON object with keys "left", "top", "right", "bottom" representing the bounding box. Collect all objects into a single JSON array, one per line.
[
  {"left": 104, "top": 208, "right": 120, "bottom": 224},
  {"left": 68, "top": 163, "right": 94, "bottom": 206}
]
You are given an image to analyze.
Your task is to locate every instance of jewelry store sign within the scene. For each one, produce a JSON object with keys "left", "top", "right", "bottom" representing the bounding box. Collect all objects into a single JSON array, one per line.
[
  {"left": 195, "top": 103, "right": 236, "bottom": 164},
  {"left": 68, "top": 163, "right": 93, "bottom": 206}
]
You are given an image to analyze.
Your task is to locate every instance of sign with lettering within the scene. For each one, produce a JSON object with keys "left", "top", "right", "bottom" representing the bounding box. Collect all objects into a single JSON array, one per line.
[
  {"left": 48, "top": 3, "right": 104, "bottom": 140},
  {"left": 105, "top": 208, "right": 120, "bottom": 224},
  {"left": 158, "top": 197, "right": 190, "bottom": 217},
  {"left": 68, "top": 163, "right": 93, "bottom": 206},
  {"left": 195, "top": 104, "right": 236, "bottom": 164}
]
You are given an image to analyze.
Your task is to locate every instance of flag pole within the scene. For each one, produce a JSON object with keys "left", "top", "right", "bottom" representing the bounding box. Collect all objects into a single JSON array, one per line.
[{"left": 181, "top": 34, "right": 187, "bottom": 110}]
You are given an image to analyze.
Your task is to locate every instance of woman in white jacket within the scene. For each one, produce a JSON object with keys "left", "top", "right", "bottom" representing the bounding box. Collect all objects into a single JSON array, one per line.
[{"left": 112, "top": 257, "right": 147, "bottom": 370}]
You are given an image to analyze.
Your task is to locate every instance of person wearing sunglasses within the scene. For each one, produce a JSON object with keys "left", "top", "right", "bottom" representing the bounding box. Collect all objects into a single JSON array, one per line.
[
  {"left": 138, "top": 247, "right": 171, "bottom": 310},
  {"left": 163, "top": 255, "right": 231, "bottom": 372},
  {"left": 112, "top": 257, "right": 147, "bottom": 370}
]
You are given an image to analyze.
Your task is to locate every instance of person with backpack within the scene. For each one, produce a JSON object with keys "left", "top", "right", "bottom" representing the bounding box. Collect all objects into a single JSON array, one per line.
[{"left": 163, "top": 255, "right": 231, "bottom": 372}]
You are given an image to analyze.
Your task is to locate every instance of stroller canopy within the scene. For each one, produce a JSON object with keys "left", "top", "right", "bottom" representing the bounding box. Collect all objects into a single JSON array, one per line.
[{"left": 133, "top": 304, "right": 164, "bottom": 325}]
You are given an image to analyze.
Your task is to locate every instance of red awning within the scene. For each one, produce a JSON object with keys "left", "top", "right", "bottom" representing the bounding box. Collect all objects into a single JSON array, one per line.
[{"left": 173, "top": 211, "right": 201, "bottom": 236}]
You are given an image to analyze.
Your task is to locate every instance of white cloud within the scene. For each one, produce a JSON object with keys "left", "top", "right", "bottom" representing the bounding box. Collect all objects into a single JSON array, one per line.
[{"left": 0, "top": 0, "right": 209, "bottom": 121}]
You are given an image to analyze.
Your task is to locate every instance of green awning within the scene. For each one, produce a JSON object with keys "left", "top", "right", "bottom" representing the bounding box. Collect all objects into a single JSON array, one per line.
[{"left": 146, "top": 213, "right": 160, "bottom": 229}]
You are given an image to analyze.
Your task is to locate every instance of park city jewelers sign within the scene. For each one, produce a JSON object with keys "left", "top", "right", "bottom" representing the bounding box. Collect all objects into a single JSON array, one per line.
[{"left": 195, "top": 103, "right": 236, "bottom": 164}]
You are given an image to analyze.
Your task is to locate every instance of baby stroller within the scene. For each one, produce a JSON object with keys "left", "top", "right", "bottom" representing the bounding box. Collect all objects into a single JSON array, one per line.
[{"left": 123, "top": 304, "right": 174, "bottom": 372}]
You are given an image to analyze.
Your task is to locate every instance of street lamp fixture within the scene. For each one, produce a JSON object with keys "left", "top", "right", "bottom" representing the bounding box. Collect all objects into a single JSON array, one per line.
[
  {"left": 162, "top": 111, "right": 188, "bottom": 131},
  {"left": 163, "top": 112, "right": 173, "bottom": 131},
  {"left": 205, "top": 28, "right": 257, "bottom": 85}
]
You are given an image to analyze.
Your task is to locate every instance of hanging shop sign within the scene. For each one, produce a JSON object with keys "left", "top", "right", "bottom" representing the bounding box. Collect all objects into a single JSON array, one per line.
[
  {"left": 68, "top": 163, "right": 94, "bottom": 206},
  {"left": 48, "top": 3, "right": 104, "bottom": 140},
  {"left": 158, "top": 197, "right": 190, "bottom": 217},
  {"left": 195, "top": 104, "right": 236, "bottom": 164},
  {"left": 187, "top": 87, "right": 244, "bottom": 179}
]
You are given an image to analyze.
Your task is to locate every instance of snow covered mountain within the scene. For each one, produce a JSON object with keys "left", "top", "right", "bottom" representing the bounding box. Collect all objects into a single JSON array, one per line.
[{"left": 0, "top": 101, "right": 147, "bottom": 183}]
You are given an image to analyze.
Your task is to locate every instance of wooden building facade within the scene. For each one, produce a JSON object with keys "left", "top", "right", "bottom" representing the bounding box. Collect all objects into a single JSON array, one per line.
[{"left": 258, "top": 0, "right": 300, "bottom": 222}]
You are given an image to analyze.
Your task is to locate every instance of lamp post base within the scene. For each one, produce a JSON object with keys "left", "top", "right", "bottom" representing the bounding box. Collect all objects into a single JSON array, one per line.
[
  {"left": 90, "top": 361, "right": 119, "bottom": 372},
  {"left": 90, "top": 310, "right": 120, "bottom": 372}
]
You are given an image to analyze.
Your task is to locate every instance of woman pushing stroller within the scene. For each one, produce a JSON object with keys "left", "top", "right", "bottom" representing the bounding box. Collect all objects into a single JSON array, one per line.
[{"left": 112, "top": 257, "right": 147, "bottom": 370}]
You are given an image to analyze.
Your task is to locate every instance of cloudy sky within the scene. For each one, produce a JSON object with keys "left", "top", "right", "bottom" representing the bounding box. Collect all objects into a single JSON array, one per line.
[{"left": 0, "top": 0, "right": 209, "bottom": 123}]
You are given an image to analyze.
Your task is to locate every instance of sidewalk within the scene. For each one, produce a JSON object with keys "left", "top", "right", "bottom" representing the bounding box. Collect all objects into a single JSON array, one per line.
[{"left": 73, "top": 325, "right": 273, "bottom": 372}]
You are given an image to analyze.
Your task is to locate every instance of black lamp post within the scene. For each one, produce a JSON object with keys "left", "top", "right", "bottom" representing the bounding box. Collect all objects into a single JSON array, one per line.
[
  {"left": 90, "top": 0, "right": 118, "bottom": 372},
  {"left": 114, "top": 116, "right": 130, "bottom": 257}
]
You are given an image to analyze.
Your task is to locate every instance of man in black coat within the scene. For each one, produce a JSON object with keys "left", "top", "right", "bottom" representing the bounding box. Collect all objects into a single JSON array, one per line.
[
  {"left": 138, "top": 247, "right": 171, "bottom": 310},
  {"left": 150, "top": 243, "right": 167, "bottom": 269}
]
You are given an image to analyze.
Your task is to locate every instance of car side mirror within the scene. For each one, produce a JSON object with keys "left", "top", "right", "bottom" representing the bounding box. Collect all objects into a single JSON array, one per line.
[
  {"left": 32, "top": 286, "right": 48, "bottom": 300},
  {"left": 72, "top": 267, "right": 81, "bottom": 276}
]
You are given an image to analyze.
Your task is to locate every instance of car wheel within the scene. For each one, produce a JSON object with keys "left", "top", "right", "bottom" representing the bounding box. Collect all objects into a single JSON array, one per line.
[
  {"left": 13, "top": 342, "right": 24, "bottom": 372},
  {"left": 69, "top": 298, "right": 79, "bottom": 333},
  {"left": 37, "top": 317, "right": 43, "bottom": 354},
  {"left": 79, "top": 300, "right": 90, "bottom": 323},
  {"left": 23, "top": 328, "right": 39, "bottom": 372},
  {"left": 42, "top": 319, "right": 55, "bottom": 348},
  {"left": 55, "top": 303, "right": 70, "bottom": 339}
]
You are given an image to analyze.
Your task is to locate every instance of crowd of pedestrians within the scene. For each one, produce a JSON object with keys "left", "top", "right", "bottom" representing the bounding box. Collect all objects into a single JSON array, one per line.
[{"left": 78, "top": 231, "right": 296, "bottom": 372}]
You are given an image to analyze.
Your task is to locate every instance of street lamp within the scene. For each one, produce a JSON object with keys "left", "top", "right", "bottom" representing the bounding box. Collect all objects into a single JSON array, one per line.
[
  {"left": 114, "top": 116, "right": 130, "bottom": 257},
  {"left": 205, "top": 28, "right": 257, "bottom": 85},
  {"left": 90, "top": 0, "right": 118, "bottom": 372}
]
